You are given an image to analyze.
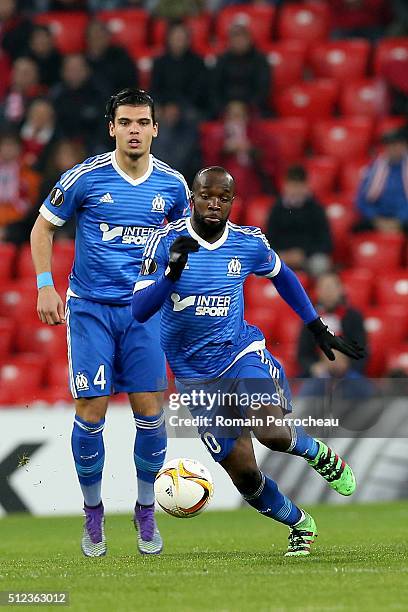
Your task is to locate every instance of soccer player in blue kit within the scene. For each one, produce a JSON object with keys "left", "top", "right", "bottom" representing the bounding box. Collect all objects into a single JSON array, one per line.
[
  {"left": 132, "top": 166, "right": 364, "bottom": 557},
  {"left": 30, "top": 89, "right": 190, "bottom": 556}
]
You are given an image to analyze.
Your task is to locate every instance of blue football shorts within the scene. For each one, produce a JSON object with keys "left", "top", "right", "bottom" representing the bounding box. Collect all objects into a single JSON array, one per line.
[
  {"left": 175, "top": 348, "right": 292, "bottom": 462},
  {"left": 65, "top": 296, "right": 166, "bottom": 398}
]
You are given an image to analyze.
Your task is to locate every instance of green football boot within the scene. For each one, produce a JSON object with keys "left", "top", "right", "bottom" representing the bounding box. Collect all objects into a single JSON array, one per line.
[
  {"left": 285, "top": 511, "right": 317, "bottom": 557},
  {"left": 307, "top": 440, "right": 356, "bottom": 496}
]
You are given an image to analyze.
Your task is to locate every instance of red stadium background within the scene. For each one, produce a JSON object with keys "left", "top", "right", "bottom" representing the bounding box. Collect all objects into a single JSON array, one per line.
[{"left": 0, "top": 0, "right": 407, "bottom": 405}]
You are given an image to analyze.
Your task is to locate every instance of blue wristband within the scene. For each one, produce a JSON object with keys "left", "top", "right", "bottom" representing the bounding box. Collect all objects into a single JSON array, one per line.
[{"left": 37, "top": 272, "right": 54, "bottom": 289}]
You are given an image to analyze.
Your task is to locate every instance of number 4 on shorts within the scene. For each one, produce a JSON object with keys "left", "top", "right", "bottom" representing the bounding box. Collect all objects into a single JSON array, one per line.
[{"left": 93, "top": 365, "right": 107, "bottom": 390}]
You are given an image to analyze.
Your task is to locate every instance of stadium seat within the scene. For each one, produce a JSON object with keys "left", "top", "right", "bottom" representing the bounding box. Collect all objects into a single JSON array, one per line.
[
  {"left": 150, "top": 18, "right": 167, "bottom": 52},
  {"left": 0, "top": 354, "right": 46, "bottom": 400},
  {"left": 266, "top": 41, "right": 307, "bottom": 90},
  {"left": 309, "top": 40, "right": 370, "bottom": 82},
  {"left": 304, "top": 157, "right": 338, "bottom": 198},
  {"left": 339, "top": 158, "right": 369, "bottom": 195},
  {"left": 97, "top": 9, "right": 149, "bottom": 55},
  {"left": 311, "top": 118, "right": 373, "bottom": 161},
  {"left": 0, "top": 318, "right": 14, "bottom": 360},
  {"left": 34, "top": 12, "right": 88, "bottom": 54},
  {"left": 15, "top": 244, "right": 35, "bottom": 279},
  {"left": 339, "top": 78, "right": 390, "bottom": 118},
  {"left": 46, "top": 358, "right": 69, "bottom": 388},
  {"left": 215, "top": 4, "right": 276, "bottom": 51},
  {"left": 364, "top": 314, "right": 387, "bottom": 377},
  {"left": 245, "top": 273, "right": 308, "bottom": 330},
  {"left": 376, "top": 272, "right": 408, "bottom": 307},
  {"left": 364, "top": 307, "right": 408, "bottom": 377},
  {"left": 34, "top": 387, "right": 72, "bottom": 405},
  {"left": 199, "top": 121, "right": 224, "bottom": 167},
  {"left": 245, "top": 275, "right": 280, "bottom": 310},
  {"left": 135, "top": 52, "right": 156, "bottom": 90},
  {"left": 0, "top": 279, "right": 38, "bottom": 323},
  {"left": 350, "top": 232, "right": 404, "bottom": 273},
  {"left": 185, "top": 13, "right": 214, "bottom": 55},
  {"left": 228, "top": 196, "right": 244, "bottom": 225},
  {"left": 323, "top": 196, "right": 356, "bottom": 264},
  {"left": 364, "top": 305, "right": 408, "bottom": 348},
  {"left": 0, "top": 51, "right": 11, "bottom": 100},
  {"left": 244, "top": 195, "right": 274, "bottom": 231},
  {"left": 53, "top": 239, "right": 75, "bottom": 260},
  {"left": 320, "top": 191, "right": 354, "bottom": 212},
  {"left": 16, "top": 240, "right": 74, "bottom": 284},
  {"left": 267, "top": 342, "right": 299, "bottom": 378},
  {"left": 278, "top": 2, "right": 329, "bottom": 43},
  {"left": 53, "top": 240, "right": 75, "bottom": 284},
  {"left": 275, "top": 80, "right": 337, "bottom": 119},
  {"left": 386, "top": 344, "right": 408, "bottom": 376},
  {"left": 374, "top": 37, "right": 408, "bottom": 77},
  {"left": 15, "top": 321, "right": 67, "bottom": 359},
  {"left": 258, "top": 118, "right": 308, "bottom": 164},
  {"left": 0, "top": 243, "right": 17, "bottom": 281},
  {"left": 271, "top": 306, "right": 302, "bottom": 345},
  {"left": 43, "top": 358, "right": 72, "bottom": 404},
  {"left": 340, "top": 268, "right": 374, "bottom": 310},
  {"left": 245, "top": 305, "right": 277, "bottom": 342}
]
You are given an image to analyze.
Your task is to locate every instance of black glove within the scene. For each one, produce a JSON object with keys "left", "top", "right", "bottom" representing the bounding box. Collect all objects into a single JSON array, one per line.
[
  {"left": 165, "top": 236, "right": 200, "bottom": 281},
  {"left": 307, "top": 317, "right": 366, "bottom": 361}
]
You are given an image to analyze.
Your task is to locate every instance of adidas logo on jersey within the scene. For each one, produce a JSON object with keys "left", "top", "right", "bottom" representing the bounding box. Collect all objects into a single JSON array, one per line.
[{"left": 99, "top": 192, "right": 114, "bottom": 203}]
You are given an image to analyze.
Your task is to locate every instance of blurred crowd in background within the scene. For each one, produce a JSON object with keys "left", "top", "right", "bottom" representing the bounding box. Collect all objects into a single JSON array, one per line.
[
  {"left": 1, "top": 0, "right": 408, "bottom": 394},
  {"left": 0, "top": 0, "right": 407, "bottom": 239}
]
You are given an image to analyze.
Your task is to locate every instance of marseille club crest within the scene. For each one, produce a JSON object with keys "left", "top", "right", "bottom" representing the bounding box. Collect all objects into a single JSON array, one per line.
[
  {"left": 227, "top": 257, "right": 241, "bottom": 277},
  {"left": 151, "top": 194, "right": 165, "bottom": 212}
]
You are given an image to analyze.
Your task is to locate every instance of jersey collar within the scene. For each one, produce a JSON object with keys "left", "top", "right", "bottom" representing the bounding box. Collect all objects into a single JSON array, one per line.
[
  {"left": 186, "top": 218, "right": 229, "bottom": 250},
  {"left": 111, "top": 151, "right": 153, "bottom": 186}
]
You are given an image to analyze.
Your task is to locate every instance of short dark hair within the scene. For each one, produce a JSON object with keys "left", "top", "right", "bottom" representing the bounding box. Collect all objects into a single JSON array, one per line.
[
  {"left": 105, "top": 88, "right": 156, "bottom": 124},
  {"left": 0, "top": 128, "right": 21, "bottom": 146},
  {"left": 285, "top": 164, "right": 307, "bottom": 183},
  {"left": 192, "top": 166, "right": 235, "bottom": 191},
  {"left": 31, "top": 24, "right": 52, "bottom": 37},
  {"left": 381, "top": 127, "right": 408, "bottom": 145}
]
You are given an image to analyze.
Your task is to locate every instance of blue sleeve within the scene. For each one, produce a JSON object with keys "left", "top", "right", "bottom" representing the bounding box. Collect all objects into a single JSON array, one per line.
[
  {"left": 356, "top": 164, "right": 375, "bottom": 219},
  {"left": 132, "top": 275, "right": 174, "bottom": 323},
  {"left": 166, "top": 178, "right": 191, "bottom": 222},
  {"left": 272, "top": 260, "right": 318, "bottom": 324},
  {"left": 39, "top": 166, "right": 87, "bottom": 226},
  {"left": 131, "top": 232, "right": 172, "bottom": 322}
]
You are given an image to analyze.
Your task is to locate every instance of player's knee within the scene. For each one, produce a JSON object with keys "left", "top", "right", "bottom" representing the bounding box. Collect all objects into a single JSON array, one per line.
[
  {"left": 230, "top": 467, "right": 262, "bottom": 496},
  {"left": 253, "top": 426, "right": 291, "bottom": 452},
  {"left": 75, "top": 398, "right": 108, "bottom": 423}
]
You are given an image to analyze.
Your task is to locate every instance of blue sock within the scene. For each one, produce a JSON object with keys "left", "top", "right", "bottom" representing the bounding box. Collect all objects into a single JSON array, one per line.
[
  {"left": 243, "top": 473, "right": 302, "bottom": 526},
  {"left": 71, "top": 415, "right": 105, "bottom": 507},
  {"left": 286, "top": 423, "right": 319, "bottom": 460},
  {"left": 133, "top": 410, "right": 167, "bottom": 506}
]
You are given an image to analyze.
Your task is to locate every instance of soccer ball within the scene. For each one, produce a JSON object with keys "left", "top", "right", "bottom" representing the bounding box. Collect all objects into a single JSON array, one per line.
[{"left": 154, "top": 458, "right": 214, "bottom": 518}]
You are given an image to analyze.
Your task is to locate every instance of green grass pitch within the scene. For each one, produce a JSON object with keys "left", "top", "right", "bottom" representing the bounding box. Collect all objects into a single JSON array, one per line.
[{"left": 1, "top": 502, "right": 407, "bottom": 612}]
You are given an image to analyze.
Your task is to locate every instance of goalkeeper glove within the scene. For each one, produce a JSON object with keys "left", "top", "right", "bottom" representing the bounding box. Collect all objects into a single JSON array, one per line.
[
  {"left": 165, "top": 236, "right": 200, "bottom": 281},
  {"left": 307, "top": 317, "right": 365, "bottom": 361}
]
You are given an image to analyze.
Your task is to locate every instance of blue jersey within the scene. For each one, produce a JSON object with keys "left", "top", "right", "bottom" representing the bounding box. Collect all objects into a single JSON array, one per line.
[
  {"left": 40, "top": 152, "right": 190, "bottom": 304},
  {"left": 136, "top": 218, "right": 281, "bottom": 378}
]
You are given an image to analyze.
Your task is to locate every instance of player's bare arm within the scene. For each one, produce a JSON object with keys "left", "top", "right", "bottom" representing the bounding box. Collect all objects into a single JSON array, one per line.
[{"left": 30, "top": 214, "right": 65, "bottom": 326}]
